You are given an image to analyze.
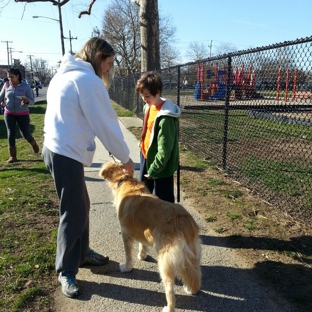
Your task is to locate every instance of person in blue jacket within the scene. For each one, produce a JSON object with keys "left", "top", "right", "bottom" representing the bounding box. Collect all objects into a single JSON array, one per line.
[{"left": 0, "top": 68, "right": 39, "bottom": 163}]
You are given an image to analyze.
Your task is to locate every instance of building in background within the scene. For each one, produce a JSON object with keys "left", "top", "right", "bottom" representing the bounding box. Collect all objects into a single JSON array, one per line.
[{"left": 0, "top": 65, "right": 26, "bottom": 79}]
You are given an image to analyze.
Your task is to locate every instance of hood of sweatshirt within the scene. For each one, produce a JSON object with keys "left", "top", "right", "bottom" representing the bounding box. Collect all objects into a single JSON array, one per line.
[
  {"left": 57, "top": 53, "right": 95, "bottom": 75},
  {"left": 159, "top": 97, "right": 181, "bottom": 118},
  {"left": 143, "top": 97, "right": 181, "bottom": 119}
]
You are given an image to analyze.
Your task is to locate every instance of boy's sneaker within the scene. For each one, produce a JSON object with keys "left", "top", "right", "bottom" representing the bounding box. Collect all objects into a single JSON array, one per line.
[
  {"left": 80, "top": 248, "right": 109, "bottom": 266},
  {"left": 58, "top": 271, "right": 79, "bottom": 298}
]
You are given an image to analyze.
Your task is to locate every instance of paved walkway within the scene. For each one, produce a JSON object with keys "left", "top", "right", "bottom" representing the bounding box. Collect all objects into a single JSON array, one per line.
[
  {"left": 37, "top": 88, "right": 294, "bottom": 311},
  {"left": 54, "top": 118, "right": 294, "bottom": 312}
]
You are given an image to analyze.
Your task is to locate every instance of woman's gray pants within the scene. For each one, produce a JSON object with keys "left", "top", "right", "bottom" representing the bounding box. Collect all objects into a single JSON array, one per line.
[{"left": 42, "top": 145, "right": 89, "bottom": 275}]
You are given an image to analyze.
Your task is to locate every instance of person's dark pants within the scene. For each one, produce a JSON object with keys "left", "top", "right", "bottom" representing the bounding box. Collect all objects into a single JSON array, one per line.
[
  {"left": 42, "top": 146, "right": 89, "bottom": 275},
  {"left": 139, "top": 152, "right": 175, "bottom": 203},
  {"left": 4, "top": 113, "right": 34, "bottom": 147}
]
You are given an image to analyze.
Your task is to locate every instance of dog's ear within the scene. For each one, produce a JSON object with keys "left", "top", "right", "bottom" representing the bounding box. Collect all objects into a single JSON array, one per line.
[
  {"left": 99, "top": 166, "right": 106, "bottom": 179},
  {"left": 99, "top": 162, "right": 113, "bottom": 179}
]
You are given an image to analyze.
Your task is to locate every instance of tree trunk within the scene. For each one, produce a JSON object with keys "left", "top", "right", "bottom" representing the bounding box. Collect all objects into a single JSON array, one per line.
[{"left": 140, "top": 0, "right": 160, "bottom": 72}]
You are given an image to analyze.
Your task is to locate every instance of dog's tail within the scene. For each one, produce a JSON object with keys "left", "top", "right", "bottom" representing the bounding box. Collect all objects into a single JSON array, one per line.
[
  {"left": 158, "top": 234, "right": 202, "bottom": 295},
  {"left": 180, "top": 236, "right": 202, "bottom": 294}
]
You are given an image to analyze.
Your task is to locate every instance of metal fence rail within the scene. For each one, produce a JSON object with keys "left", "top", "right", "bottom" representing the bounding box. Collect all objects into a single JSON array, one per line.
[{"left": 109, "top": 36, "right": 312, "bottom": 225}]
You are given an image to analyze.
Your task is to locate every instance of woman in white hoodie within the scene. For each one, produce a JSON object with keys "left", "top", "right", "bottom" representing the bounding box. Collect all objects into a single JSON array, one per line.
[{"left": 42, "top": 38, "right": 134, "bottom": 298}]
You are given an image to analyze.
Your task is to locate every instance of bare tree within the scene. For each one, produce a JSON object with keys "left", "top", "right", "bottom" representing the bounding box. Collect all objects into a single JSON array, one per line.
[
  {"left": 12, "top": 58, "right": 22, "bottom": 66},
  {"left": 24, "top": 57, "right": 50, "bottom": 83},
  {"left": 158, "top": 12, "right": 176, "bottom": 54},
  {"left": 102, "top": 0, "right": 141, "bottom": 76},
  {"left": 214, "top": 42, "right": 238, "bottom": 56},
  {"left": 91, "top": 26, "right": 101, "bottom": 38},
  {"left": 102, "top": 0, "right": 177, "bottom": 75},
  {"left": 186, "top": 42, "right": 208, "bottom": 61},
  {"left": 161, "top": 44, "right": 180, "bottom": 69}
]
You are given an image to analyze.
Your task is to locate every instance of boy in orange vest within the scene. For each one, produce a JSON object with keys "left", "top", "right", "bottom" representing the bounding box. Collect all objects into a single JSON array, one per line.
[{"left": 135, "top": 72, "right": 181, "bottom": 202}]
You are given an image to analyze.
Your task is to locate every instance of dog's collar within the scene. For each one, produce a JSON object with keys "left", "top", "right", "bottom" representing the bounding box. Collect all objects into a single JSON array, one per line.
[{"left": 117, "top": 176, "right": 129, "bottom": 188}]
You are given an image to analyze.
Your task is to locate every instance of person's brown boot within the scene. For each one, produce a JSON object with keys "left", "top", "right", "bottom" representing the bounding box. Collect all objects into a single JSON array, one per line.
[
  {"left": 7, "top": 147, "right": 17, "bottom": 163},
  {"left": 30, "top": 140, "right": 39, "bottom": 153}
]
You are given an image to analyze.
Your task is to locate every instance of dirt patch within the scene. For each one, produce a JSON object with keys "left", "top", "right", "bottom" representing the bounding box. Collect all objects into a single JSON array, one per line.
[{"left": 178, "top": 152, "right": 312, "bottom": 311}]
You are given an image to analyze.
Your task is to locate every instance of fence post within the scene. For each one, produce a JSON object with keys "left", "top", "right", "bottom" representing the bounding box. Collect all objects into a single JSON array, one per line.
[
  {"left": 223, "top": 56, "right": 231, "bottom": 170},
  {"left": 177, "top": 65, "right": 181, "bottom": 202}
]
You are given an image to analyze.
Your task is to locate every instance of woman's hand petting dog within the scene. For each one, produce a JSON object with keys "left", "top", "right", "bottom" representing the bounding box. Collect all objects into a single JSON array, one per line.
[{"left": 122, "top": 158, "right": 134, "bottom": 175}]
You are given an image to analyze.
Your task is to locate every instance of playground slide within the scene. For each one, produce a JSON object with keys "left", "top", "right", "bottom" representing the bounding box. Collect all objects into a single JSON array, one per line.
[{"left": 193, "top": 82, "right": 201, "bottom": 99}]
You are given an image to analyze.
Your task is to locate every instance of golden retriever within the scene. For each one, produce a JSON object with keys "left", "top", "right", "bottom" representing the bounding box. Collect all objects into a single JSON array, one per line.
[{"left": 99, "top": 161, "right": 202, "bottom": 312}]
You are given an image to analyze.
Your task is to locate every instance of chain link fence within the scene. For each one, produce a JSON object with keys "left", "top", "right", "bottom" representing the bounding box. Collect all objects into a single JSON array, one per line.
[{"left": 110, "top": 36, "right": 312, "bottom": 224}]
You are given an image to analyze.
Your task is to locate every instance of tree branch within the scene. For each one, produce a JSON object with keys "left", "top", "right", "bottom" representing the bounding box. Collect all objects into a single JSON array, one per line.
[
  {"left": 14, "top": 0, "right": 96, "bottom": 17},
  {"left": 78, "top": 0, "right": 96, "bottom": 18},
  {"left": 15, "top": 0, "right": 72, "bottom": 8}
]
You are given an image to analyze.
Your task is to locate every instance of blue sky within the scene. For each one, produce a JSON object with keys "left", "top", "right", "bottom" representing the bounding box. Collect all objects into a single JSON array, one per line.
[{"left": 0, "top": 0, "right": 311, "bottom": 69}]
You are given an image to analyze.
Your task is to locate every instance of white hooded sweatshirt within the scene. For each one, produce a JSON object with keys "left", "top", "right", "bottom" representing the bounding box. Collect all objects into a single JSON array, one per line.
[{"left": 43, "top": 54, "right": 130, "bottom": 167}]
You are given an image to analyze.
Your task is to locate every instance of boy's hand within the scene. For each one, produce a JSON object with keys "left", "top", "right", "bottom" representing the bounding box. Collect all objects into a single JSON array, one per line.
[{"left": 144, "top": 174, "right": 151, "bottom": 179}]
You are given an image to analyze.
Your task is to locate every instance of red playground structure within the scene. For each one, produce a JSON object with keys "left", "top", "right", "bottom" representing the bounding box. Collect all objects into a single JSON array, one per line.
[
  {"left": 194, "top": 63, "right": 256, "bottom": 100},
  {"left": 276, "top": 68, "right": 298, "bottom": 101}
]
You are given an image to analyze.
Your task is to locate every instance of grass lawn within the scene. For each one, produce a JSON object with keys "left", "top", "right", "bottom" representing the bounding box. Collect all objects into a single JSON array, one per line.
[
  {"left": 0, "top": 99, "right": 135, "bottom": 312},
  {"left": 1, "top": 98, "right": 311, "bottom": 311}
]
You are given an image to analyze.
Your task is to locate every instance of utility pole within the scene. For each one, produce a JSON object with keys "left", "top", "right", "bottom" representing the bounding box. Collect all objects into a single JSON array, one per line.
[
  {"left": 27, "top": 55, "right": 34, "bottom": 80},
  {"left": 208, "top": 40, "right": 213, "bottom": 57},
  {"left": 57, "top": 0, "right": 65, "bottom": 55},
  {"left": 9, "top": 48, "right": 22, "bottom": 66},
  {"left": 64, "top": 30, "right": 77, "bottom": 54},
  {"left": 1, "top": 41, "right": 13, "bottom": 68}
]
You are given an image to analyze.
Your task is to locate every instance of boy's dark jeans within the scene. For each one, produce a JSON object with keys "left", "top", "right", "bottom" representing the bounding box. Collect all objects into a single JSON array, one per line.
[{"left": 139, "top": 152, "right": 174, "bottom": 203}]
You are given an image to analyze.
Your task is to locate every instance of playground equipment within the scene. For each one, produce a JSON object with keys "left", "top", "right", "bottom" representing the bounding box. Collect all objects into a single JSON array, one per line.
[
  {"left": 194, "top": 62, "right": 227, "bottom": 100},
  {"left": 232, "top": 64, "right": 257, "bottom": 99},
  {"left": 209, "top": 70, "right": 227, "bottom": 99},
  {"left": 194, "top": 62, "right": 256, "bottom": 100},
  {"left": 276, "top": 68, "right": 298, "bottom": 102}
]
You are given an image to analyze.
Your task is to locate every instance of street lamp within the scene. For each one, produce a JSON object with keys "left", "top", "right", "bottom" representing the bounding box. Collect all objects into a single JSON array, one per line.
[{"left": 33, "top": 10, "right": 65, "bottom": 55}]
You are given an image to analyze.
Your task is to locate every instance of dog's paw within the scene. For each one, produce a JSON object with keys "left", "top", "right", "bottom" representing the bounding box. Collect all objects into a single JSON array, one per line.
[
  {"left": 119, "top": 263, "right": 133, "bottom": 272},
  {"left": 162, "top": 306, "right": 173, "bottom": 312}
]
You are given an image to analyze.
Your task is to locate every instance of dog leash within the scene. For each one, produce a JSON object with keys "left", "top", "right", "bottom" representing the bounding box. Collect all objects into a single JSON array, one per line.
[
  {"left": 109, "top": 152, "right": 129, "bottom": 187},
  {"left": 109, "top": 152, "right": 117, "bottom": 163}
]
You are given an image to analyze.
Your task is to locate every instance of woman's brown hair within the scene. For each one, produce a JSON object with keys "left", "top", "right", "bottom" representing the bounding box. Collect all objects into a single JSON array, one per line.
[{"left": 75, "top": 37, "right": 115, "bottom": 89}]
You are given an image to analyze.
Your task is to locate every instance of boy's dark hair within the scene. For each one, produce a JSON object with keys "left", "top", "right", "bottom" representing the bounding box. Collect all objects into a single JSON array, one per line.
[
  {"left": 135, "top": 71, "right": 163, "bottom": 96},
  {"left": 7, "top": 68, "right": 22, "bottom": 83}
]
